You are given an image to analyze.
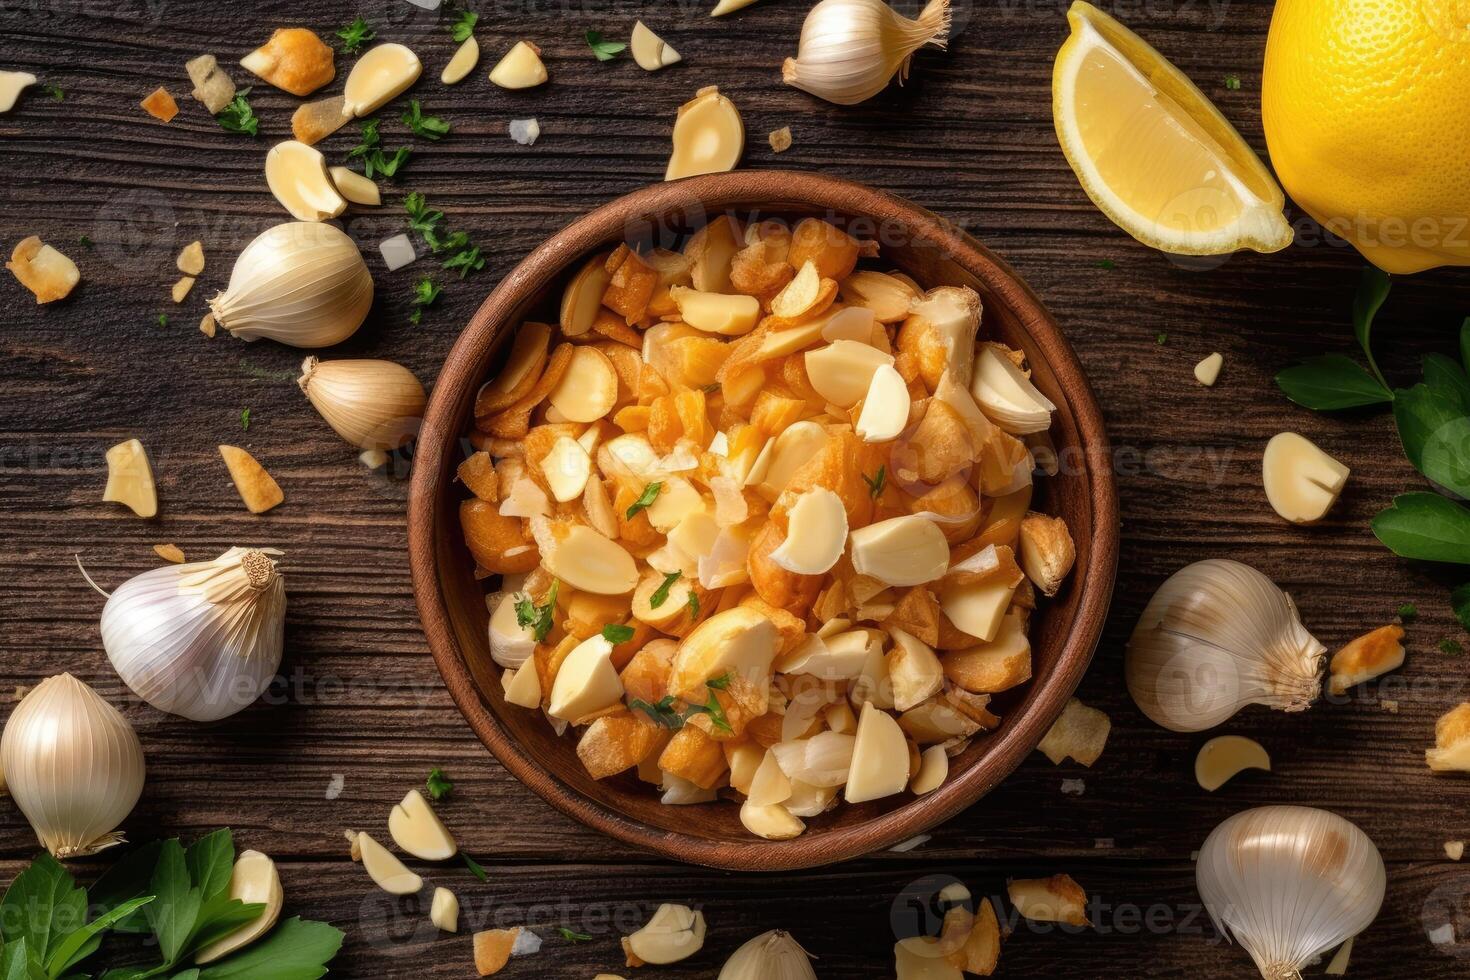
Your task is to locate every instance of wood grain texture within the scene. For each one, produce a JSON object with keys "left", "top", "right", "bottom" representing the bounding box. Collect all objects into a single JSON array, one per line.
[{"left": 1, "top": 0, "right": 1469, "bottom": 975}]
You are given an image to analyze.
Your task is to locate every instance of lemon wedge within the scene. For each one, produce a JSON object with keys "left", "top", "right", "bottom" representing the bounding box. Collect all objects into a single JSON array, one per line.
[{"left": 1052, "top": 1, "right": 1292, "bottom": 256}]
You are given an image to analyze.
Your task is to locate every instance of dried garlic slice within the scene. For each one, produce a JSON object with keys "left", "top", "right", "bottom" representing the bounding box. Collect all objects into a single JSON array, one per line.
[
  {"left": 7, "top": 236, "right": 80, "bottom": 304},
  {"left": 219, "top": 445, "right": 284, "bottom": 514},
  {"left": 846, "top": 702, "right": 910, "bottom": 803}
]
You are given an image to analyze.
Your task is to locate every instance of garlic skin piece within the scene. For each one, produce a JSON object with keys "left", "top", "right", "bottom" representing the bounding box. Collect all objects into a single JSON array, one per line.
[
  {"left": 1196, "top": 806, "right": 1385, "bottom": 980},
  {"left": 210, "top": 222, "right": 373, "bottom": 348},
  {"left": 103, "top": 438, "right": 158, "bottom": 518},
  {"left": 0, "top": 674, "right": 145, "bottom": 859},
  {"left": 783, "top": 0, "right": 951, "bottom": 106},
  {"left": 343, "top": 43, "right": 423, "bottom": 117},
  {"left": 442, "top": 36, "right": 480, "bottom": 85},
  {"left": 264, "top": 141, "right": 347, "bottom": 223},
  {"left": 357, "top": 831, "right": 424, "bottom": 895},
  {"left": 193, "top": 850, "right": 283, "bottom": 963},
  {"left": 489, "top": 41, "right": 548, "bottom": 89},
  {"left": 298, "top": 357, "right": 426, "bottom": 451},
  {"left": 665, "top": 86, "right": 744, "bottom": 181},
  {"left": 631, "top": 21, "right": 682, "bottom": 70},
  {"left": 1125, "top": 559, "right": 1325, "bottom": 733},
  {"left": 101, "top": 547, "right": 287, "bottom": 722},
  {"left": 1195, "top": 735, "right": 1271, "bottom": 792},
  {"left": 388, "top": 789, "right": 458, "bottom": 860},
  {"left": 1261, "top": 432, "right": 1349, "bottom": 524},
  {"left": 0, "top": 71, "right": 36, "bottom": 112},
  {"left": 718, "top": 930, "right": 817, "bottom": 980},
  {"left": 625, "top": 904, "right": 707, "bottom": 965}
]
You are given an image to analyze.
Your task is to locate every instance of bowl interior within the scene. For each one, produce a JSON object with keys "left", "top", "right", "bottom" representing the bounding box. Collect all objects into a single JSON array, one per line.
[{"left": 413, "top": 174, "right": 1116, "bottom": 870}]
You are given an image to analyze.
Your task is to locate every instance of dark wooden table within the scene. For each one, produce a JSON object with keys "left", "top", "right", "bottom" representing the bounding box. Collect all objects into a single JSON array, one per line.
[{"left": 3, "top": 0, "right": 1469, "bottom": 975}]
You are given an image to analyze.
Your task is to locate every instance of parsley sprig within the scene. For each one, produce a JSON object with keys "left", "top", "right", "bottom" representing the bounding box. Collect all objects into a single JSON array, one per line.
[
  {"left": 602, "top": 623, "right": 635, "bottom": 643},
  {"left": 347, "top": 118, "right": 412, "bottom": 179},
  {"left": 515, "top": 579, "right": 559, "bottom": 642},
  {"left": 426, "top": 766, "right": 453, "bottom": 801},
  {"left": 336, "top": 16, "right": 376, "bottom": 53},
  {"left": 629, "top": 675, "right": 734, "bottom": 733},
  {"left": 451, "top": 10, "right": 480, "bottom": 42},
  {"left": 217, "top": 87, "right": 258, "bottom": 136},
  {"left": 402, "top": 192, "right": 486, "bottom": 278},
  {"left": 626, "top": 481, "right": 663, "bottom": 519},
  {"left": 410, "top": 275, "right": 441, "bottom": 324},
  {"left": 649, "top": 570, "right": 680, "bottom": 609},
  {"left": 558, "top": 927, "right": 593, "bottom": 943},
  {"left": 585, "top": 29, "right": 627, "bottom": 61},
  {"left": 863, "top": 465, "right": 886, "bottom": 500},
  {"left": 402, "top": 100, "right": 451, "bottom": 141}
]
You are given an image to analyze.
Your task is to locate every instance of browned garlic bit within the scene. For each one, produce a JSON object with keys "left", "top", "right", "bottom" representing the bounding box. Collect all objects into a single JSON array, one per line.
[
  {"left": 153, "top": 544, "right": 185, "bottom": 563},
  {"left": 474, "top": 927, "right": 539, "bottom": 976},
  {"left": 241, "top": 28, "right": 336, "bottom": 96},
  {"left": 768, "top": 126, "right": 793, "bottom": 153},
  {"left": 666, "top": 86, "right": 744, "bottom": 181},
  {"left": 1427, "top": 702, "right": 1470, "bottom": 772},
  {"left": 1035, "top": 697, "right": 1110, "bottom": 767},
  {"left": 1328, "top": 624, "right": 1405, "bottom": 695},
  {"left": 177, "top": 240, "right": 205, "bottom": 276},
  {"left": 489, "top": 41, "right": 547, "bottom": 90},
  {"left": 292, "top": 97, "right": 351, "bottom": 145},
  {"left": 7, "top": 236, "right": 79, "bottom": 303},
  {"left": 103, "top": 438, "right": 158, "bottom": 518},
  {"left": 1008, "top": 874, "right": 1088, "bottom": 926},
  {"left": 463, "top": 214, "right": 1072, "bottom": 838},
  {"left": 140, "top": 87, "right": 178, "bottom": 122},
  {"left": 185, "top": 54, "right": 235, "bottom": 114},
  {"left": 171, "top": 277, "right": 195, "bottom": 303},
  {"left": 219, "top": 445, "right": 284, "bottom": 514}
]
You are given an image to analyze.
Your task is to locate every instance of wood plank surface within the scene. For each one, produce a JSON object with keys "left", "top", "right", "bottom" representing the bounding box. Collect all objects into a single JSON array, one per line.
[{"left": 3, "top": 0, "right": 1470, "bottom": 975}]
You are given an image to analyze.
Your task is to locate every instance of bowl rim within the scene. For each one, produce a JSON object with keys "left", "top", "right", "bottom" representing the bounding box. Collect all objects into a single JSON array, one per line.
[{"left": 408, "top": 170, "right": 1119, "bottom": 870}]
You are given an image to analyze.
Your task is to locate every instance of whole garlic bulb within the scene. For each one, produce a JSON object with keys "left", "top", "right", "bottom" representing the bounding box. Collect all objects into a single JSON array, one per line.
[
  {"left": 782, "top": 0, "right": 951, "bottom": 106},
  {"left": 1197, "top": 806, "right": 1385, "bottom": 980},
  {"left": 298, "top": 356, "right": 427, "bottom": 450},
  {"left": 210, "top": 222, "right": 373, "bottom": 348},
  {"left": 1125, "top": 559, "right": 1324, "bottom": 732},
  {"left": 718, "top": 930, "right": 817, "bottom": 980},
  {"left": 0, "top": 674, "right": 145, "bottom": 858},
  {"left": 100, "top": 548, "right": 287, "bottom": 722}
]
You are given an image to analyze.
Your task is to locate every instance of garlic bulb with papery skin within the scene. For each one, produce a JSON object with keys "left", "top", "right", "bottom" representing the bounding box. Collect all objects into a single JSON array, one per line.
[
  {"left": 298, "top": 357, "right": 426, "bottom": 450},
  {"left": 209, "top": 222, "right": 373, "bottom": 348},
  {"left": 782, "top": 0, "right": 951, "bottom": 106},
  {"left": 0, "top": 674, "right": 145, "bottom": 858},
  {"left": 1197, "top": 806, "right": 1384, "bottom": 980},
  {"left": 100, "top": 548, "right": 286, "bottom": 722},
  {"left": 1125, "top": 559, "right": 1324, "bottom": 732},
  {"left": 718, "top": 930, "right": 817, "bottom": 980}
]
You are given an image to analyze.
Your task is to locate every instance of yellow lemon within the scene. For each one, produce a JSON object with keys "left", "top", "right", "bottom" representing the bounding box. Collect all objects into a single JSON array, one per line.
[
  {"left": 1263, "top": 0, "right": 1470, "bottom": 274},
  {"left": 1052, "top": 2, "right": 1291, "bottom": 256}
]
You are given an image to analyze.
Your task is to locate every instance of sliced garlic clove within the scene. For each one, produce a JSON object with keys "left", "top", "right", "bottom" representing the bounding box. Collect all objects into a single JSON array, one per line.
[
  {"left": 388, "top": 788, "right": 457, "bottom": 860},
  {"left": 855, "top": 363, "right": 911, "bottom": 442},
  {"left": 1035, "top": 696, "right": 1111, "bottom": 766},
  {"left": 548, "top": 346, "right": 618, "bottom": 423},
  {"left": 821, "top": 305, "right": 880, "bottom": 345},
  {"left": 430, "top": 886, "right": 460, "bottom": 933},
  {"left": 1195, "top": 351, "right": 1224, "bottom": 386},
  {"left": 938, "top": 577, "right": 1015, "bottom": 644},
  {"left": 747, "top": 749, "right": 793, "bottom": 806},
  {"left": 740, "top": 800, "right": 806, "bottom": 840},
  {"left": 887, "top": 628, "right": 944, "bottom": 711},
  {"left": 758, "top": 319, "right": 831, "bottom": 360},
  {"left": 488, "top": 321, "right": 553, "bottom": 396},
  {"left": 1194, "top": 735, "right": 1271, "bottom": 792},
  {"left": 667, "top": 606, "right": 778, "bottom": 701},
  {"left": 805, "top": 340, "right": 895, "bottom": 407},
  {"left": 644, "top": 477, "right": 705, "bottom": 533},
  {"left": 1008, "top": 874, "right": 1089, "bottom": 926},
  {"left": 328, "top": 167, "right": 380, "bottom": 206},
  {"left": 712, "top": 0, "right": 761, "bottom": 13},
  {"left": 666, "top": 86, "right": 744, "bottom": 181},
  {"left": 769, "top": 488, "right": 848, "bottom": 575},
  {"left": 845, "top": 702, "right": 910, "bottom": 803},
  {"left": 103, "top": 438, "right": 158, "bottom": 518},
  {"left": 625, "top": 904, "right": 707, "bottom": 965},
  {"left": 894, "top": 937, "right": 963, "bottom": 980},
  {"left": 541, "top": 435, "right": 592, "bottom": 502},
  {"left": 1329, "top": 624, "right": 1405, "bottom": 695},
  {"left": 668, "top": 510, "right": 721, "bottom": 568},
  {"left": 780, "top": 629, "right": 874, "bottom": 681},
  {"left": 631, "top": 21, "right": 681, "bottom": 70},
  {"left": 842, "top": 271, "right": 920, "bottom": 323},
  {"left": 503, "top": 663, "right": 542, "bottom": 708},
  {"left": 670, "top": 286, "right": 762, "bottom": 335},
  {"left": 771, "top": 731, "right": 855, "bottom": 788},
  {"left": 754, "top": 421, "right": 829, "bottom": 500},
  {"left": 291, "top": 96, "right": 352, "bottom": 145},
  {"left": 1262, "top": 431, "right": 1349, "bottom": 524},
  {"left": 0, "top": 71, "right": 36, "bottom": 113},
  {"left": 489, "top": 41, "right": 548, "bottom": 89},
  {"left": 548, "top": 634, "right": 624, "bottom": 722},
  {"left": 910, "top": 744, "right": 949, "bottom": 795},
  {"left": 970, "top": 344, "right": 1055, "bottom": 434},
  {"left": 559, "top": 253, "right": 612, "bottom": 337},
  {"left": 849, "top": 515, "right": 950, "bottom": 587},
  {"left": 442, "top": 36, "right": 480, "bottom": 85},
  {"left": 265, "top": 141, "right": 347, "bottom": 222},
  {"left": 193, "top": 850, "right": 284, "bottom": 963},
  {"left": 343, "top": 42, "right": 423, "bottom": 116},
  {"left": 357, "top": 831, "right": 423, "bottom": 895}
]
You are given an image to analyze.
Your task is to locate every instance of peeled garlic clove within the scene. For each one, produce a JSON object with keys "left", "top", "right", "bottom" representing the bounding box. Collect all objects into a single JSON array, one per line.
[
  {"left": 1125, "top": 559, "right": 1325, "bottom": 733},
  {"left": 0, "top": 71, "right": 36, "bottom": 112},
  {"left": 548, "top": 634, "right": 624, "bottom": 721},
  {"left": 1262, "top": 432, "right": 1349, "bottom": 524},
  {"left": 718, "top": 929, "right": 816, "bottom": 980},
  {"left": 842, "top": 272, "right": 920, "bottom": 324},
  {"left": 298, "top": 357, "right": 426, "bottom": 451},
  {"left": 893, "top": 936, "right": 962, "bottom": 980},
  {"left": 887, "top": 628, "right": 944, "bottom": 711},
  {"left": 970, "top": 343, "right": 1055, "bottom": 434},
  {"left": 291, "top": 96, "right": 352, "bottom": 146},
  {"left": 7, "top": 235, "right": 80, "bottom": 304},
  {"left": 101, "top": 547, "right": 287, "bottom": 722},
  {"left": 849, "top": 515, "right": 950, "bottom": 587},
  {"left": 357, "top": 831, "right": 423, "bottom": 895},
  {"left": 103, "top": 438, "right": 158, "bottom": 518},
  {"left": 489, "top": 41, "right": 548, "bottom": 89},
  {"left": 772, "top": 732, "right": 855, "bottom": 788},
  {"left": 783, "top": 0, "right": 951, "bottom": 106},
  {"left": 667, "top": 606, "right": 778, "bottom": 702},
  {"left": 343, "top": 42, "right": 423, "bottom": 116},
  {"left": 712, "top": 0, "right": 761, "bottom": 14},
  {"left": 442, "top": 36, "right": 480, "bottom": 85},
  {"left": 535, "top": 520, "right": 639, "bottom": 595},
  {"left": 770, "top": 488, "right": 848, "bottom": 575},
  {"left": 548, "top": 346, "right": 618, "bottom": 423},
  {"left": 0, "top": 674, "right": 145, "bottom": 859},
  {"left": 671, "top": 286, "right": 761, "bottom": 335},
  {"left": 329, "top": 167, "right": 380, "bottom": 206},
  {"left": 388, "top": 788, "right": 458, "bottom": 860},
  {"left": 845, "top": 702, "right": 910, "bottom": 803},
  {"left": 559, "top": 253, "right": 612, "bottom": 337},
  {"left": 625, "top": 904, "right": 707, "bottom": 965},
  {"left": 210, "top": 222, "right": 373, "bottom": 348},
  {"left": 541, "top": 435, "right": 592, "bottom": 502},
  {"left": 747, "top": 749, "right": 793, "bottom": 807},
  {"left": 266, "top": 141, "right": 347, "bottom": 222},
  {"left": 665, "top": 86, "right": 744, "bottom": 181},
  {"left": 631, "top": 21, "right": 682, "bottom": 70},
  {"left": 805, "top": 340, "right": 895, "bottom": 407},
  {"left": 431, "top": 887, "right": 460, "bottom": 933},
  {"left": 503, "top": 664, "right": 542, "bottom": 709},
  {"left": 910, "top": 744, "right": 948, "bottom": 795},
  {"left": 1195, "top": 735, "right": 1271, "bottom": 792},
  {"left": 741, "top": 800, "right": 806, "bottom": 840},
  {"left": 1195, "top": 351, "right": 1224, "bottom": 386},
  {"left": 193, "top": 850, "right": 284, "bottom": 963},
  {"left": 855, "top": 363, "right": 911, "bottom": 442},
  {"left": 752, "top": 421, "right": 829, "bottom": 500},
  {"left": 1196, "top": 806, "right": 1385, "bottom": 980}
]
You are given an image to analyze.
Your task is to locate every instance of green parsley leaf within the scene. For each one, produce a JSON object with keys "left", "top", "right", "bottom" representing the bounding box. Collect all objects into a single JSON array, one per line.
[
  {"left": 405, "top": 191, "right": 444, "bottom": 242},
  {"left": 1460, "top": 317, "right": 1470, "bottom": 376},
  {"left": 462, "top": 853, "right": 488, "bottom": 882},
  {"left": 705, "top": 671, "right": 732, "bottom": 690},
  {"left": 156, "top": 313, "right": 168, "bottom": 327},
  {"left": 630, "top": 695, "right": 684, "bottom": 729},
  {"left": 1352, "top": 265, "right": 1392, "bottom": 390},
  {"left": 78, "top": 234, "right": 93, "bottom": 248},
  {"left": 402, "top": 100, "right": 451, "bottom": 141},
  {"left": 649, "top": 570, "right": 681, "bottom": 609},
  {"left": 452, "top": 10, "right": 480, "bottom": 42},
  {"left": 558, "top": 927, "right": 593, "bottom": 943},
  {"left": 683, "top": 691, "right": 732, "bottom": 734},
  {"left": 1096, "top": 258, "right": 1115, "bottom": 270},
  {"left": 336, "top": 16, "right": 376, "bottom": 53},
  {"left": 862, "top": 466, "right": 886, "bottom": 500},
  {"left": 347, "top": 119, "right": 411, "bottom": 179},
  {"left": 240, "top": 408, "right": 251, "bottom": 431},
  {"left": 410, "top": 276, "right": 441, "bottom": 323},
  {"left": 1275, "top": 353, "right": 1393, "bottom": 410},
  {"left": 443, "top": 244, "right": 485, "bottom": 278},
  {"left": 626, "top": 481, "right": 663, "bottom": 519},
  {"left": 426, "top": 767, "right": 453, "bottom": 801},
  {"left": 1223, "top": 74, "right": 1241, "bottom": 90},
  {"left": 196, "top": 917, "right": 344, "bottom": 979},
  {"left": 602, "top": 623, "right": 636, "bottom": 643},
  {"left": 1392, "top": 383, "right": 1470, "bottom": 498},
  {"left": 1372, "top": 493, "right": 1470, "bottom": 564},
  {"left": 515, "top": 580, "right": 559, "bottom": 641},
  {"left": 216, "top": 88, "right": 258, "bottom": 137},
  {"left": 585, "top": 30, "right": 627, "bottom": 61},
  {"left": 687, "top": 590, "right": 700, "bottom": 620},
  {"left": 1453, "top": 583, "right": 1470, "bottom": 633},
  {"left": 1397, "top": 602, "right": 1419, "bottom": 623},
  {"left": 44, "top": 83, "right": 63, "bottom": 101},
  {"left": 1441, "top": 638, "right": 1464, "bottom": 655},
  {"left": 1155, "top": 332, "right": 1168, "bottom": 345}
]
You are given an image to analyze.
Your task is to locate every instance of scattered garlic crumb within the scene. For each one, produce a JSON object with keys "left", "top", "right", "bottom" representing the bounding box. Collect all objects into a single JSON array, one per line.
[
  {"left": 153, "top": 543, "right": 186, "bottom": 564},
  {"left": 177, "top": 240, "right": 205, "bottom": 276},
  {"left": 889, "top": 834, "right": 931, "bottom": 853},
  {"left": 359, "top": 449, "right": 389, "bottom": 469},
  {"left": 200, "top": 312, "right": 217, "bottom": 338},
  {"left": 1194, "top": 352, "right": 1223, "bottom": 386},
  {"left": 379, "top": 233, "right": 417, "bottom": 271},
  {"left": 1060, "top": 778, "right": 1085, "bottom": 796},
  {"left": 325, "top": 773, "right": 345, "bottom": 799},
  {"left": 1189, "top": 850, "right": 1200, "bottom": 861},
  {"left": 1446, "top": 840, "right": 1465, "bottom": 861},
  {"left": 768, "top": 126, "right": 793, "bottom": 153},
  {"left": 1382, "top": 699, "right": 1399, "bottom": 713},
  {"left": 171, "top": 276, "right": 196, "bottom": 303},
  {"left": 12, "top": 685, "right": 29, "bottom": 702},
  {"left": 1428, "top": 923, "right": 1455, "bottom": 946},
  {"left": 344, "top": 828, "right": 361, "bottom": 861},
  {"left": 508, "top": 118, "right": 540, "bottom": 146}
]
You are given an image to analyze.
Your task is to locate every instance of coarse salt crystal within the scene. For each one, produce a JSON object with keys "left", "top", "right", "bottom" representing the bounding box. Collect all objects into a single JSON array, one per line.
[{"left": 509, "top": 118, "right": 540, "bottom": 146}]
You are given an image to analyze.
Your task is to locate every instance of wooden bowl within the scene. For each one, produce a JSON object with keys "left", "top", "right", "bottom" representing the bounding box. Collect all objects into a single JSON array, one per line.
[{"left": 409, "top": 171, "right": 1119, "bottom": 871}]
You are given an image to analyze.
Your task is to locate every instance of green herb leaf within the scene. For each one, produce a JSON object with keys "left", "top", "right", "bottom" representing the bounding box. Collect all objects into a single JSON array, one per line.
[
  {"left": 1452, "top": 583, "right": 1470, "bottom": 632},
  {"left": 1155, "top": 332, "right": 1167, "bottom": 345},
  {"left": 90, "top": 841, "right": 164, "bottom": 933},
  {"left": 410, "top": 276, "right": 441, "bottom": 321},
  {"left": 347, "top": 119, "right": 411, "bottom": 180},
  {"left": 1441, "top": 638, "right": 1464, "bottom": 655},
  {"left": 557, "top": 927, "right": 593, "bottom": 943},
  {"left": 1423, "top": 353, "right": 1470, "bottom": 414},
  {"left": 1392, "top": 383, "right": 1470, "bottom": 498},
  {"left": 683, "top": 691, "right": 732, "bottom": 734},
  {"left": 1223, "top": 74, "right": 1241, "bottom": 90},
  {"left": 0, "top": 938, "right": 31, "bottom": 980},
  {"left": 462, "top": 854, "right": 488, "bottom": 882},
  {"left": 402, "top": 100, "right": 451, "bottom": 141},
  {"left": 443, "top": 244, "right": 484, "bottom": 278},
  {"left": 239, "top": 408, "right": 251, "bottom": 431},
  {"left": 196, "top": 917, "right": 344, "bottom": 980},
  {"left": 146, "top": 839, "right": 200, "bottom": 964},
  {"left": 156, "top": 313, "right": 168, "bottom": 328},
  {"left": 216, "top": 89, "right": 258, "bottom": 137},
  {"left": 1096, "top": 259, "right": 1115, "bottom": 270},
  {"left": 451, "top": 10, "right": 480, "bottom": 42},
  {"left": 626, "top": 482, "right": 663, "bottom": 519},
  {"left": 705, "top": 671, "right": 733, "bottom": 691},
  {"left": 514, "top": 580, "right": 558, "bottom": 642},
  {"left": 687, "top": 590, "right": 700, "bottom": 620},
  {"left": 585, "top": 30, "right": 627, "bottom": 61},
  {"left": 1352, "top": 266, "right": 1392, "bottom": 390},
  {"left": 1275, "top": 353, "right": 1394, "bottom": 410},
  {"left": 1397, "top": 602, "right": 1419, "bottom": 623},
  {"left": 426, "top": 767, "right": 453, "bottom": 802},
  {"left": 1461, "top": 317, "right": 1470, "bottom": 376},
  {"left": 43, "top": 84, "right": 63, "bottom": 101},
  {"left": 336, "top": 17, "right": 376, "bottom": 53},
  {"left": 0, "top": 852, "right": 85, "bottom": 971},
  {"left": 1372, "top": 493, "right": 1470, "bottom": 564},
  {"left": 184, "top": 830, "right": 236, "bottom": 903},
  {"left": 862, "top": 466, "right": 886, "bottom": 500},
  {"left": 602, "top": 624, "right": 635, "bottom": 644},
  {"left": 649, "top": 570, "right": 680, "bottom": 609},
  {"left": 45, "top": 895, "right": 154, "bottom": 977},
  {"left": 629, "top": 696, "right": 684, "bottom": 729},
  {"left": 77, "top": 235, "right": 93, "bottom": 249}
]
